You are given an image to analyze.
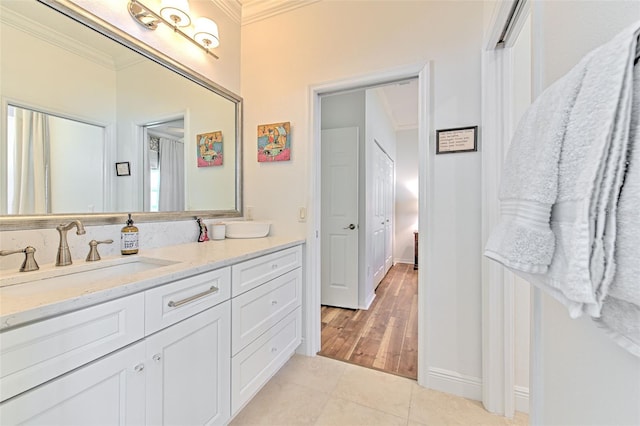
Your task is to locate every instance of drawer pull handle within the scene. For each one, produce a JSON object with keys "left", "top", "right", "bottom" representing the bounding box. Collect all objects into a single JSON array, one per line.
[
  {"left": 271, "top": 300, "right": 278, "bottom": 305},
  {"left": 271, "top": 264, "right": 278, "bottom": 269},
  {"left": 271, "top": 347, "right": 278, "bottom": 353},
  {"left": 134, "top": 363, "right": 145, "bottom": 373},
  {"left": 168, "top": 286, "right": 219, "bottom": 308}
]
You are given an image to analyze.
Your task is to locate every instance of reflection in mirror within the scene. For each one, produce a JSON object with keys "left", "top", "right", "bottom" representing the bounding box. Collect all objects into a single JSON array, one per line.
[
  {"left": 144, "top": 119, "right": 186, "bottom": 212},
  {"left": 6, "top": 105, "right": 106, "bottom": 215},
  {"left": 0, "top": 0, "right": 242, "bottom": 229}
]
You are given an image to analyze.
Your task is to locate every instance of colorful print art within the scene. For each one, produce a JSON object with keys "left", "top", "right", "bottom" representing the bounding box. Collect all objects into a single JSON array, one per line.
[
  {"left": 197, "top": 131, "right": 223, "bottom": 167},
  {"left": 258, "top": 122, "right": 291, "bottom": 162}
]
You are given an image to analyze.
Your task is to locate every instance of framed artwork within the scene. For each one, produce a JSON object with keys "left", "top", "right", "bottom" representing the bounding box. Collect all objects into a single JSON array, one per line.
[
  {"left": 258, "top": 122, "right": 291, "bottom": 162},
  {"left": 115, "top": 161, "right": 130, "bottom": 176},
  {"left": 436, "top": 126, "right": 478, "bottom": 154},
  {"left": 197, "top": 131, "right": 223, "bottom": 167}
]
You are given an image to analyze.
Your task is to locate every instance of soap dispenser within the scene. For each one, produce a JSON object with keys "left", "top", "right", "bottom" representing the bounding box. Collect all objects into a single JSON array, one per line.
[{"left": 121, "top": 213, "right": 139, "bottom": 255}]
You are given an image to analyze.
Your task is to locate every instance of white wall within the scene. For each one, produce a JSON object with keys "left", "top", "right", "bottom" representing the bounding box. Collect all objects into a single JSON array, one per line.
[
  {"left": 242, "top": 0, "right": 484, "bottom": 395},
  {"left": 395, "top": 129, "right": 418, "bottom": 264},
  {"left": 531, "top": 1, "right": 640, "bottom": 424}
]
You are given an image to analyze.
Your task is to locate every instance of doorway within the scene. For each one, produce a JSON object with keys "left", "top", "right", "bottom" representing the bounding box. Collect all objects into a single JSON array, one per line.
[
  {"left": 141, "top": 118, "right": 185, "bottom": 212},
  {"left": 304, "top": 62, "right": 431, "bottom": 388},
  {"left": 317, "top": 79, "right": 420, "bottom": 379}
]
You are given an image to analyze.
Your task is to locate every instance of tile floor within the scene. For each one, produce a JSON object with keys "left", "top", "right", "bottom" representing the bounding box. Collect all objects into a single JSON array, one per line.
[{"left": 230, "top": 354, "right": 528, "bottom": 426}]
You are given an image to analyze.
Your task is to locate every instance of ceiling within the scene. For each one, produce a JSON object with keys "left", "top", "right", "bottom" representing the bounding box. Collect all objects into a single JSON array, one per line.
[{"left": 378, "top": 79, "right": 419, "bottom": 130}]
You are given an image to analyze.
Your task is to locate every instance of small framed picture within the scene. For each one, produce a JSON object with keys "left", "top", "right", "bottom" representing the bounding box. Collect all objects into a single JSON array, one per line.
[
  {"left": 115, "top": 161, "right": 131, "bottom": 176},
  {"left": 436, "top": 126, "right": 478, "bottom": 154}
]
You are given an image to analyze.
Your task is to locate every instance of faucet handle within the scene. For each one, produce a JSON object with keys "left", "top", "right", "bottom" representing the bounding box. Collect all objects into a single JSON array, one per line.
[
  {"left": 86, "top": 239, "right": 114, "bottom": 262},
  {"left": 0, "top": 246, "right": 40, "bottom": 272}
]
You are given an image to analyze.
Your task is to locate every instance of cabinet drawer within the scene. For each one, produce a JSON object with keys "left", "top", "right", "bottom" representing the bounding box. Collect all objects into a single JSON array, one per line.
[
  {"left": 0, "top": 293, "right": 144, "bottom": 402},
  {"left": 231, "top": 246, "right": 302, "bottom": 296},
  {"left": 145, "top": 267, "right": 231, "bottom": 335},
  {"left": 231, "top": 308, "right": 301, "bottom": 415},
  {"left": 231, "top": 268, "right": 301, "bottom": 355}
]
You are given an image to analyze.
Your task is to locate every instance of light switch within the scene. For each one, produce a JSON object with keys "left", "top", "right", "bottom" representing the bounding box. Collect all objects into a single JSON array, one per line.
[{"left": 298, "top": 207, "right": 307, "bottom": 222}]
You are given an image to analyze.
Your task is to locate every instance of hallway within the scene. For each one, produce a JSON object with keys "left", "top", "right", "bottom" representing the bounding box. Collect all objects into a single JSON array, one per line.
[{"left": 319, "top": 263, "right": 418, "bottom": 379}]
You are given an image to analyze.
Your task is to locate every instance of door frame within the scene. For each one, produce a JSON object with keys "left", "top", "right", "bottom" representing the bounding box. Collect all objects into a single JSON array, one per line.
[
  {"left": 481, "top": 0, "right": 534, "bottom": 417},
  {"left": 303, "top": 62, "right": 433, "bottom": 387}
]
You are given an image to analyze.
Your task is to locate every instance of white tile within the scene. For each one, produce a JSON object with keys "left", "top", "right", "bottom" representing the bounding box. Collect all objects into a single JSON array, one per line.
[
  {"left": 331, "top": 362, "right": 413, "bottom": 419},
  {"left": 272, "top": 355, "right": 348, "bottom": 394},
  {"left": 230, "top": 380, "right": 330, "bottom": 426},
  {"left": 314, "top": 397, "right": 407, "bottom": 426}
]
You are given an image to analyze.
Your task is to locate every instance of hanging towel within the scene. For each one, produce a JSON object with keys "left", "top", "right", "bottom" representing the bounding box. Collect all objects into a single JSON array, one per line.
[
  {"left": 594, "top": 62, "right": 640, "bottom": 357},
  {"left": 485, "top": 21, "right": 640, "bottom": 320}
]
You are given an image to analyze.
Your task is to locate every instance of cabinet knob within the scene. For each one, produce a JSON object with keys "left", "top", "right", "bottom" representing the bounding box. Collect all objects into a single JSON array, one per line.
[
  {"left": 153, "top": 354, "right": 162, "bottom": 362},
  {"left": 134, "top": 363, "right": 145, "bottom": 373}
]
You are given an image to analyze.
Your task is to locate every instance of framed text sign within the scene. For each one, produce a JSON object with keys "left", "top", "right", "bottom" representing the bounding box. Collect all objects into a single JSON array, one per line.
[{"left": 436, "top": 126, "right": 478, "bottom": 154}]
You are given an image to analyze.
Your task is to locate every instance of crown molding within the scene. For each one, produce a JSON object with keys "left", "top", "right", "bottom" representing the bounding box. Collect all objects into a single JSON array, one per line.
[
  {"left": 0, "top": 5, "right": 116, "bottom": 70},
  {"left": 240, "top": 0, "right": 320, "bottom": 26},
  {"left": 211, "top": 0, "right": 242, "bottom": 24}
]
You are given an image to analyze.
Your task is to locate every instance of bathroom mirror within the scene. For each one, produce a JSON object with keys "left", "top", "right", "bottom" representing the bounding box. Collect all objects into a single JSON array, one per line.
[{"left": 0, "top": 0, "right": 242, "bottom": 230}]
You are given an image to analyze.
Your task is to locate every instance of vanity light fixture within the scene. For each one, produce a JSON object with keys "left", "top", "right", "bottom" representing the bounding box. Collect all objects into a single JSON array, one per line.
[
  {"left": 127, "top": 0, "right": 219, "bottom": 59},
  {"left": 194, "top": 17, "right": 219, "bottom": 49}
]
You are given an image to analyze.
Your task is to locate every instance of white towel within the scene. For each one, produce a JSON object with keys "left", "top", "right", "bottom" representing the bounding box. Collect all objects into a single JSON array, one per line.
[
  {"left": 485, "top": 21, "right": 640, "bottom": 320},
  {"left": 594, "top": 61, "right": 640, "bottom": 357}
]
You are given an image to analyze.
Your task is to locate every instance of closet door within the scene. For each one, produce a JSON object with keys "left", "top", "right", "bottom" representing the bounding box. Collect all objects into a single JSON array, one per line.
[
  {"left": 372, "top": 142, "right": 387, "bottom": 287},
  {"left": 383, "top": 154, "right": 394, "bottom": 273}
]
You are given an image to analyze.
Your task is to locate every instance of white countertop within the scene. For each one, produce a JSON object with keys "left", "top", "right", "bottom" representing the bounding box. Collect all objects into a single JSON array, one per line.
[{"left": 0, "top": 236, "right": 304, "bottom": 330}]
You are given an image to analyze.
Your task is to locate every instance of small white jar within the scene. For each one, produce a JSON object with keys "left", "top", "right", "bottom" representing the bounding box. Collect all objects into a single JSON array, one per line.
[{"left": 211, "top": 222, "right": 226, "bottom": 240}]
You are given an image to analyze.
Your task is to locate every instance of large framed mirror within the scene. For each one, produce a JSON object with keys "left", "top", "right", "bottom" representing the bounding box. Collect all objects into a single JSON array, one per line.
[{"left": 0, "top": 0, "right": 242, "bottom": 230}]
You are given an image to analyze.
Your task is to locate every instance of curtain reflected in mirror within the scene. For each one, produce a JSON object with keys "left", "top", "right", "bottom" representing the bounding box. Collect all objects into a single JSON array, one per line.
[
  {"left": 144, "top": 120, "right": 185, "bottom": 212},
  {"left": 7, "top": 105, "right": 50, "bottom": 214},
  {"left": 4, "top": 105, "right": 105, "bottom": 215}
]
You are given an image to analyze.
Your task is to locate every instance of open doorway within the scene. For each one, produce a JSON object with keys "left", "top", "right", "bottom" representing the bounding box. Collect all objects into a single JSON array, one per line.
[
  {"left": 141, "top": 118, "right": 185, "bottom": 212},
  {"left": 317, "top": 79, "right": 419, "bottom": 379}
]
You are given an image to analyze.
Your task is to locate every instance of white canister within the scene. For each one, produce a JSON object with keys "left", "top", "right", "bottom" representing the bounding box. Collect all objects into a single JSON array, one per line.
[{"left": 211, "top": 223, "right": 226, "bottom": 240}]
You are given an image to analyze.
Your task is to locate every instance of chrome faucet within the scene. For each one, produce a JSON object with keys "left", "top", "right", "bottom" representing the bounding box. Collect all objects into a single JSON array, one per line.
[{"left": 56, "top": 220, "right": 86, "bottom": 266}]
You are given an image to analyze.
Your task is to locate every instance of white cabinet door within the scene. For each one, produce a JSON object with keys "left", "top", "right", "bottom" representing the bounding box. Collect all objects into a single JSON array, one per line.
[
  {"left": 146, "top": 301, "right": 231, "bottom": 426},
  {"left": 0, "top": 341, "right": 146, "bottom": 426}
]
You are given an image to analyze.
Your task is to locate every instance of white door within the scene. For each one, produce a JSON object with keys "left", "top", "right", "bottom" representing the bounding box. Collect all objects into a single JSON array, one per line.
[
  {"left": 384, "top": 154, "right": 394, "bottom": 273},
  {"left": 321, "top": 127, "right": 359, "bottom": 309},
  {"left": 372, "top": 142, "right": 388, "bottom": 287},
  {"left": 0, "top": 342, "right": 146, "bottom": 425},
  {"left": 146, "top": 301, "right": 231, "bottom": 426}
]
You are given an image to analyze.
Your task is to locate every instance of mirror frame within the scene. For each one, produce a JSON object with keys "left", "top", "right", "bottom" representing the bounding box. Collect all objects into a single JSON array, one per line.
[{"left": 0, "top": 0, "right": 243, "bottom": 231}]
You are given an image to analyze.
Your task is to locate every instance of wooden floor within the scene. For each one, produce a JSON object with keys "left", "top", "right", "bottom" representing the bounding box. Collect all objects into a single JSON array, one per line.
[{"left": 319, "top": 263, "right": 418, "bottom": 379}]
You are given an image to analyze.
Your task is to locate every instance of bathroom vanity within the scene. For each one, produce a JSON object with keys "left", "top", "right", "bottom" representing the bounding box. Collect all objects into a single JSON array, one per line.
[{"left": 0, "top": 237, "right": 304, "bottom": 425}]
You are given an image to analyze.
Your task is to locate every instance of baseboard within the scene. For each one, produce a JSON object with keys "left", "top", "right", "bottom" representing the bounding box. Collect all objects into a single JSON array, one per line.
[
  {"left": 514, "top": 385, "right": 529, "bottom": 414},
  {"left": 359, "top": 292, "right": 376, "bottom": 310},
  {"left": 427, "top": 367, "right": 482, "bottom": 401},
  {"left": 394, "top": 258, "right": 414, "bottom": 265}
]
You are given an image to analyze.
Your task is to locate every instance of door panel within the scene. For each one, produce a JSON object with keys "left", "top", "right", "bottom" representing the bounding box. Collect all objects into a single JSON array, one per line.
[{"left": 321, "top": 127, "right": 359, "bottom": 308}]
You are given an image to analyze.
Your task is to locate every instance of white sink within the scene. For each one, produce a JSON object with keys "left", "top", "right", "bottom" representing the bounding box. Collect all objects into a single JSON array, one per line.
[
  {"left": 225, "top": 221, "right": 271, "bottom": 239},
  {"left": 0, "top": 256, "right": 178, "bottom": 289}
]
